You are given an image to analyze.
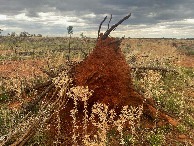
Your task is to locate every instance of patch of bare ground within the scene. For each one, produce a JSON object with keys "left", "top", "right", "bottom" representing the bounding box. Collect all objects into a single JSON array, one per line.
[
  {"left": 174, "top": 54, "right": 194, "bottom": 67},
  {"left": 0, "top": 59, "right": 48, "bottom": 78}
]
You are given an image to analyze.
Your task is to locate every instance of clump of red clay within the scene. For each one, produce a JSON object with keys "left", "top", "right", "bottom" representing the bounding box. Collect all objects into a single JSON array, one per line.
[
  {"left": 47, "top": 33, "right": 177, "bottom": 145},
  {"left": 74, "top": 34, "right": 177, "bottom": 126},
  {"left": 74, "top": 33, "right": 135, "bottom": 108}
]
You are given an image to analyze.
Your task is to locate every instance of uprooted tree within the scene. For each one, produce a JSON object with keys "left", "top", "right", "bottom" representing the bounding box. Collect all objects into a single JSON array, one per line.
[
  {"left": 73, "top": 13, "right": 177, "bottom": 126},
  {"left": 0, "top": 13, "right": 178, "bottom": 145}
]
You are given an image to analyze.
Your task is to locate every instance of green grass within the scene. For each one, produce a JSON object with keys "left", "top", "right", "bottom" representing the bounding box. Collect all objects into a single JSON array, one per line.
[
  {"left": 155, "top": 92, "right": 183, "bottom": 116},
  {"left": 26, "top": 132, "right": 49, "bottom": 146},
  {"left": 177, "top": 124, "right": 186, "bottom": 133},
  {"left": 147, "top": 130, "right": 165, "bottom": 146},
  {"left": 184, "top": 116, "right": 194, "bottom": 127},
  {"left": 0, "top": 94, "right": 8, "bottom": 102},
  {"left": 187, "top": 51, "right": 194, "bottom": 55},
  {"left": 0, "top": 37, "right": 96, "bottom": 62}
]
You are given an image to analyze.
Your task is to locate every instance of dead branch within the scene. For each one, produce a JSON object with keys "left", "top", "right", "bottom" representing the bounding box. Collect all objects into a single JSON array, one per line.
[
  {"left": 97, "top": 16, "right": 107, "bottom": 40},
  {"left": 131, "top": 67, "right": 178, "bottom": 74},
  {"left": 132, "top": 87, "right": 177, "bottom": 119},
  {"left": 40, "top": 69, "right": 56, "bottom": 78},
  {"left": 80, "top": 48, "right": 88, "bottom": 59},
  {"left": 40, "top": 65, "right": 68, "bottom": 78},
  {"left": 101, "top": 13, "right": 131, "bottom": 40},
  {"left": 107, "top": 14, "right": 112, "bottom": 30},
  {"left": 12, "top": 88, "right": 68, "bottom": 146},
  {"left": 10, "top": 118, "right": 40, "bottom": 146},
  {"left": 0, "top": 80, "right": 52, "bottom": 101},
  {"left": 1, "top": 112, "right": 33, "bottom": 146},
  {"left": 21, "top": 83, "right": 55, "bottom": 114},
  {"left": 108, "top": 37, "right": 124, "bottom": 52},
  {"left": 85, "top": 71, "right": 98, "bottom": 85},
  {"left": 33, "top": 80, "right": 52, "bottom": 90},
  {"left": 2, "top": 86, "right": 66, "bottom": 146}
]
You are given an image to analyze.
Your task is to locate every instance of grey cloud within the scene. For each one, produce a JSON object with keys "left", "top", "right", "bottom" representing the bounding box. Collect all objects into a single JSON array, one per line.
[
  {"left": 0, "top": 0, "right": 194, "bottom": 38},
  {"left": 1, "top": 0, "right": 194, "bottom": 22}
]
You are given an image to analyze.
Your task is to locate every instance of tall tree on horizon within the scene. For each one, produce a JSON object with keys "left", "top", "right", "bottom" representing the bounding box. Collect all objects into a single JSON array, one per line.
[
  {"left": 67, "top": 26, "right": 73, "bottom": 61},
  {"left": 0, "top": 29, "right": 3, "bottom": 36}
]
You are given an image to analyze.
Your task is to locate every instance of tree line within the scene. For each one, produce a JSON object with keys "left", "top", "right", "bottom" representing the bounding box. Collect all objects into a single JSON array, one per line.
[{"left": 0, "top": 29, "right": 42, "bottom": 37}]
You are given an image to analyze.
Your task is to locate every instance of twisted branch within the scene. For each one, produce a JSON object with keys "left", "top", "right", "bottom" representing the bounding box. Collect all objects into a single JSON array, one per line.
[
  {"left": 107, "top": 14, "right": 112, "bottom": 30},
  {"left": 97, "top": 16, "right": 107, "bottom": 40},
  {"left": 101, "top": 13, "right": 131, "bottom": 40}
]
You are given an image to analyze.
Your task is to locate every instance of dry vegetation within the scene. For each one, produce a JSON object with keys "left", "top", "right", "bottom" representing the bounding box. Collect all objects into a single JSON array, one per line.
[{"left": 0, "top": 36, "right": 193, "bottom": 145}]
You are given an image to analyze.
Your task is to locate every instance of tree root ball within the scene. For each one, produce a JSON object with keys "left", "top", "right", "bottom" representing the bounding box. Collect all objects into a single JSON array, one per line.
[{"left": 73, "top": 33, "right": 177, "bottom": 126}]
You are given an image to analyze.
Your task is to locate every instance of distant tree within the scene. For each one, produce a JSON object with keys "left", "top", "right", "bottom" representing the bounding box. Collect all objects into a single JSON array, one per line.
[
  {"left": 80, "top": 32, "right": 84, "bottom": 38},
  {"left": 67, "top": 26, "right": 73, "bottom": 60},
  {"left": 37, "top": 34, "right": 42, "bottom": 37},
  {"left": 28, "top": 33, "right": 30, "bottom": 37},
  {"left": 67, "top": 26, "right": 73, "bottom": 37},
  {"left": 80, "top": 32, "right": 87, "bottom": 38},
  {"left": 0, "top": 29, "right": 3, "bottom": 36},
  {"left": 11, "top": 32, "right": 16, "bottom": 37},
  {"left": 20, "top": 31, "right": 28, "bottom": 37},
  {"left": 25, "top": 32, "right": 31, "bottom": 37}
]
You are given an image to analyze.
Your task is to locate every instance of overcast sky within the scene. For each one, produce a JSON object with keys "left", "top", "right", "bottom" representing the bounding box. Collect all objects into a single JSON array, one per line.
[{"left": 0, "top": 0, "right": 194, "bottom": 38}]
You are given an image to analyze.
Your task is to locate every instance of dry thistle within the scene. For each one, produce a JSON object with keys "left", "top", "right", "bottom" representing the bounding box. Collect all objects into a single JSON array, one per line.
[
  {"left": 90, "top": 103, "right": 109, "bottom": 145},
  {"left": 68, "top": 85, "right": 93, "bottom": 145}
]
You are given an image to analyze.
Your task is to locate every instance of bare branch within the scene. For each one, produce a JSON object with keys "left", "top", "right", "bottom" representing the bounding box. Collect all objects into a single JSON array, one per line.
[
  {"left": 102, "top": 13, "right": 131, "bottom": 40},
  {"left": 107, "top": 14, "right": 112, "bottom": 30},
  {"left": 21, "top": 83, "right": 55, "bottom": 114},
  {"left": 108, "top": 37, "right": 124, "bottom": 52},
  {"left": 131, "top": 67, "right": 178, "bottom": 74},
  {"left": 97, "top": 16, "right": 107, "bottom": 40},
  {"left": 80, "top": 48, "right": 88, "bottom": 59}
]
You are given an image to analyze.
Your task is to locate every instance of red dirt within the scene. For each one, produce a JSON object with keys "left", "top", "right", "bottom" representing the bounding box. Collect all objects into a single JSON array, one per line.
[
  {"left": 74, "top": 33, "right": 134, "bottom": 108},
  {"left": 7, "top": 92, "right": 32, "bottom": 110},
  {"left": 174, "top": 55, "right": 194, "bottom": 67},
  {"left": 0, "top": 59, "right": 47, "bottom": 78}
]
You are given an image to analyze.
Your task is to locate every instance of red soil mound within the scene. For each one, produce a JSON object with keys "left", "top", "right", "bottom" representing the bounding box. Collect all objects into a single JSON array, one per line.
[
  {"left": 46, "top": 33, "right": 178, "bottom": 145},
  {"left": 74, "top": 33, "right": 177, "bottom": 125},
  {"left": 74, "top": 34, "right": 139, "bottom": 107}
]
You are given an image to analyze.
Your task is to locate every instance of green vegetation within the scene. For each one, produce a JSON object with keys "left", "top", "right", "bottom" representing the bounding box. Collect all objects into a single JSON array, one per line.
[
  {"left": 147, "top": 130, "right": 165, "bottom": 146},
  {"left": 0, "top": 94, "right": 8, "bottom": 102},
  {"left": 0, "top": 36, "right": 96, "bottom": 61},
  {"left": 177, "top": 124, "right": 186, "bottom": 133}
]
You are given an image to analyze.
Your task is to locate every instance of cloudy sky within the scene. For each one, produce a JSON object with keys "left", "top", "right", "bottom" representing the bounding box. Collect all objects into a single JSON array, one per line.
[{"left": 0, "top": 0, "right": 194, "bottom": 38}]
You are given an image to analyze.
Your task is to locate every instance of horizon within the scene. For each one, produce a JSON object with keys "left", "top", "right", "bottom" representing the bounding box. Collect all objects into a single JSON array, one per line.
[{"left": 2, "top": 35, "right": 194, "bottom": 40}]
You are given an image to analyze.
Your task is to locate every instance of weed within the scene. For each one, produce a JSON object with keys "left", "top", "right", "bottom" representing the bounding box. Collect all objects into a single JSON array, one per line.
[
  {"left": 123, "top": 133, "right": 138, "bottom": 146},
  {"left": 177, "top": 124, "right": 186, "bottom": 133},
  {"left": 26, "top": 132, "right": 49, "bottom": 146},
  {"left": 147, "top": 130, "right": 165, "bottom": 146},
  {"left": 184, "top": 116, "right": 194, "bottom": 127},
  {"left": 187, "top": 51, "right": 194, "bottom": 55},
  {"left": 159, "top": 124, "right": 172, "bottom": 133},
  {"left": 106, "top": 128, "right": 118, "bottom": 145},
  {"left": 164, "top": 93, "right": 183, "bottom": 115},
  {"left": 181, "top": 68, "right": 194, "bottom": 78},
  {"left": 0, "top": 94, "right": 8, "bottom": 102}
]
